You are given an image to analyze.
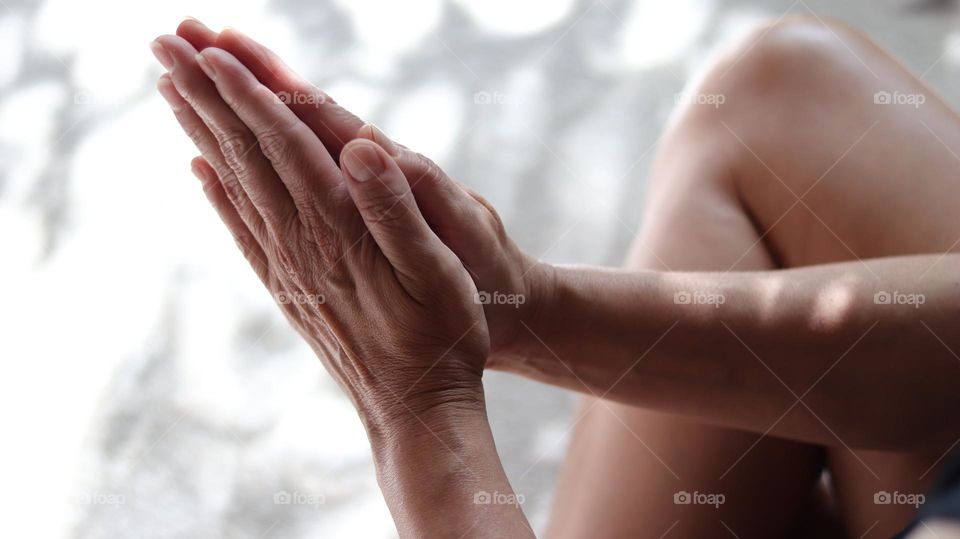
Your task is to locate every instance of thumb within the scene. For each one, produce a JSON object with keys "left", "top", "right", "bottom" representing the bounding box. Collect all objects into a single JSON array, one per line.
[
  {"left": 340, "top": 139, "right": 454, "bottom": 285},
  {"left": 355, "top": 124, "right": 488, "bottom": 249}
]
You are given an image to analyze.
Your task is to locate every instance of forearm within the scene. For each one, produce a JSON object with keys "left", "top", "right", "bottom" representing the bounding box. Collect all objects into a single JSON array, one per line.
[
  {"left": 367, "top": 401, "right": 533, "bottom": 539},
  {"left": 507, "top": 254, "right": 960, "bottom": 449}
]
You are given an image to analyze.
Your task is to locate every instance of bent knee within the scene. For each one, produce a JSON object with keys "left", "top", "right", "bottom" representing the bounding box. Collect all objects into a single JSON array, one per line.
[{"left": 677, "top": 16, "right": 881, "bottom": 123}]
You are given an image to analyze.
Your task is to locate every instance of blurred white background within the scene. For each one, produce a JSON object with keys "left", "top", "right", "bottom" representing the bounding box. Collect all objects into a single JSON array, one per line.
[{"left": 1, "top": 0, "right": 958, "bottom": 537}]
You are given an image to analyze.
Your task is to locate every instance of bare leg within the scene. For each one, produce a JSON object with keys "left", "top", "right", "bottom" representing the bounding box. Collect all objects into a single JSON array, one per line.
[
  {"left": 549, "top": 17, "right": 960, "bottom": 538},
  {"left": 547, "top": 24, "right": 828, "bottom": 539},
  {"left": 719, "top": 19, "right": 960, "bottom": 538}
]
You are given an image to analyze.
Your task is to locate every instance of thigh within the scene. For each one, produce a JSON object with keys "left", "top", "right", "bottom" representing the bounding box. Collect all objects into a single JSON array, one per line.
[
  {"left": 546, "top": 107, "right": 828, "bottom": 538},
  {"left": 714, "top": 18, "right": 960, "bottom": 538}
]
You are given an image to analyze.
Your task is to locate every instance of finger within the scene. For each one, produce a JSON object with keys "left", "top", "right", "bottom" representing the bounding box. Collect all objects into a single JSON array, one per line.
[
  {"left": 176, "top": 17, "right": 219, "bottom": 50},
  {"left": 192, "top": 155, "right": 330, "bottom": 365},
  {"left": 190, "top": 155, "right": 272, "bottom": 284},
  {"left": 195, "top": 153, "right": 349, "bottom": 395},
  {"left": 157, "top": 73, "right": 272, "bottom": 250},
  {"left": 215, "top": 28, "right": 364, "bottom": 160},
  {"left": 355, "top": 124, "right": 490, "bottom": 252},
  {"left": 340, "top": 139, "right": 456, "bottom": 285},
  {"left": 195, "top": 46, "right": 345, "bottom": 216},
  {"left": 153, "top": 34, "right": 297, "bottom": 233}
]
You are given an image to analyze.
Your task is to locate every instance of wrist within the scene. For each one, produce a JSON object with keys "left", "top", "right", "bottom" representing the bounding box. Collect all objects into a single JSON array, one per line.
[
  {"left": 361, "top": 383, "right": 487, "bottom": 449},
  {"left": 366, "top": 397, "right": 487, "bottom": 531},
  {"left": 488, "top": 256, "right": 559, "bottom": 368},
  {"left": 365, "top": 395, "right": 531, "bottom": 538}
]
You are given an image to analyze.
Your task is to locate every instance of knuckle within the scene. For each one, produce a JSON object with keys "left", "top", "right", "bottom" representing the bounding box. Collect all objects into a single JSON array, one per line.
[
  {"left": 357, "top": 191, "right": 410, "bottom": 227},
  {"left": 219, "top": 172, "right": 248, "bottom": 208},
  {"left": 221, "top": 89, "right": 251, "bottom": 118},
  {"left": 222, "top": 94, "right": 244, "bottom": 115},
  {"left": 218, "top": 131, "right": 255, "bottom": 171},
  {"left": 301, "top": 225, "right": 342, "bottom": 263},
  {"left": 467, "top": 190, "right": 506, "bottom": 234},
  {"left": 297, "top": 207, "right": 326, "bottom": 233},
  {"left": 182, "top": 121, "right": 208, "bottom": 148},
  {"left": 415, "top": 152, "right": 443, "bottom": 181},
  {"left": 257, "top": 129, "right": 293, "bottom": 167}
]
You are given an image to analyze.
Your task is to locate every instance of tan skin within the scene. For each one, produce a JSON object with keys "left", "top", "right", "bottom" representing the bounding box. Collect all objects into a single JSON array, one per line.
[
  {"left": 154, "top": 17, "right": 959, "bottom": 538},
  {"left": 151, "top": 31, "right": 531, "bottom": 538}
]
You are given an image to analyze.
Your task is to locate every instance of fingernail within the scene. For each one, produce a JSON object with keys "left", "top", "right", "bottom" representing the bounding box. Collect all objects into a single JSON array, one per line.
[
  {"left": 156, "top": 75, "right": 185, "bottom": 112},
  {"left": 196, "top": 52, "right": 217, "bottom": 80},
  {"left": 182, "top": 16, "right": 208, "bottom": 28},
  {"left": 150, "top": 40, "right": 173, "bottom": 70},
  {"left": 342, "top": 143, "right": 384, "bottom": 182},
  {"left": 366, "top": 124, "right": 400, "bottom": 156}
]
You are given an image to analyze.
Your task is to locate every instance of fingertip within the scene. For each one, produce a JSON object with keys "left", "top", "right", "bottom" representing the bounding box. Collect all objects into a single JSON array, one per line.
[
  {"left": 356, "top": 138, "right": 399, "bottom": 161},
  {"left": 156, "top": 73, "right": 186, "bottom": 111},
  {"left": 196, "top": 46, "right": 247, "bottom": 82},
  {"left": 178, "top": 16, "right": 211, "bottom": 33},
  {"left": 190, "top": 156, "right": 211, "bottom": 183},
  {"left": 218, "top": 27, "right": 246, "bottom": 44},
  {"left": 343, "top": 137, "right": 382, "bottom": 156},
  {"left": 153, "top": 33, "right": 201, "bottom": 65},
  {"left": 215, "top": 28, "right": 319, "bottom": 93},
  {"left": 345, "top": 137, "right": 395, "bottom": 159},
  {"left": 177, "top": 17, "right": 219, "bottom": 49},
  {"left": 196, "top": 46, "right": 229, "bottom": 64},
  {"left": 153, "top": 33, "right": 183, "bottom": 49},
  {"left": 217, "top": 27, "right": 272, "bottom": 71},
  {"left": 355, "top": 124, "right": 374, "bottom": 140},
  {"left": 356, "top": 123, "right": 400, "bottom": 156},
  {"left": 198, "top": 46, "right": 250, "bottom": 76}
]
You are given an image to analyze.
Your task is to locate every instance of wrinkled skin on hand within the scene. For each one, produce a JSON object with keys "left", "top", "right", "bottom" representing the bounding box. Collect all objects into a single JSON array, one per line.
[
  {"left": 171, "top": 21, "right": 555, "bottom": 369},
  {"left": 152, "top": 34, "right": 490, "bottom": 430},
  {"left": 352, "top": 128, "right": 553, "bottom": 367}
]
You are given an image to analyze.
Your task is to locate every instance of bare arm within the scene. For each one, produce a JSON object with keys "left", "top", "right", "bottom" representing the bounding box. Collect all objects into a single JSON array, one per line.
[
  {"left": 370, "top": 404, "right": 533, "bottom": 538},
  {"left": 152, "top": 31, "right": 532, "bottom": 538},
  {"left": 171, "top": 20, "right": 960, "bottom": 453},
  {"left": 509, "top": 255, "right": 960, "bottom": 450}
]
